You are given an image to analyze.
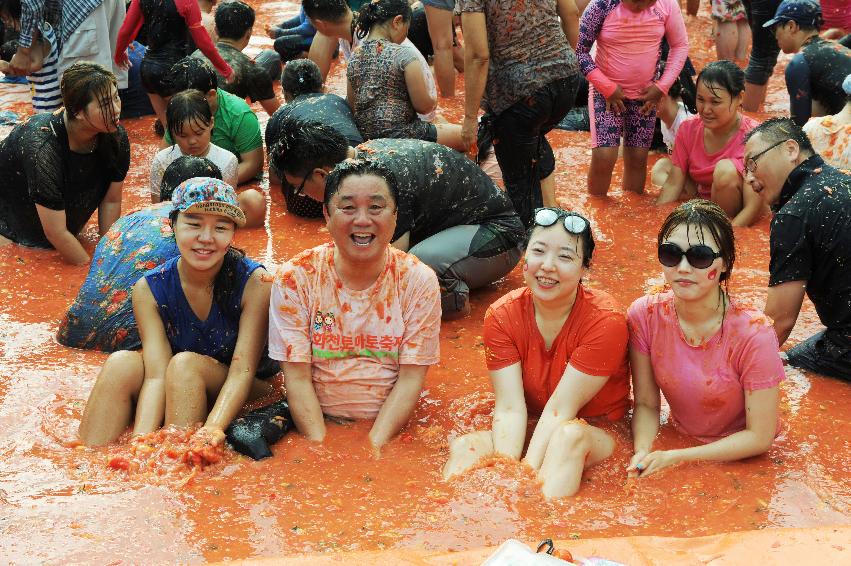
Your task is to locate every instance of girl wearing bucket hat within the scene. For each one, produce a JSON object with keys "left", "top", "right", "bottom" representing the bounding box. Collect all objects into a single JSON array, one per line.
[{"left": 79, "top": 177, "right": 278, "bottom": 448}]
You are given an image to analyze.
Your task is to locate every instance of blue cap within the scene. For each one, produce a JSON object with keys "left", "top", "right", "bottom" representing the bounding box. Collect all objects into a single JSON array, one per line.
[{"left": 763, "top": 0, "right": 822, "bottom": 28}]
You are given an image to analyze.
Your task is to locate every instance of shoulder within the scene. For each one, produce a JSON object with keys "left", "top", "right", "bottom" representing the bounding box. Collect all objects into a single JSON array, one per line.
[
  {"left": 740, "top": 114, "right": 760, "bottom": 133},
  {"left": 217, "top": 88, "right": 253, "bottom": 114},
  {"left": 725, "top": 301, "right": 779, "bottom": 346},
  {"left": 486, "top": 287, "right": 530, "bottom": 321},
  {"left": 678, "top": 115, "right": 703, "bottom": 135},
  {"left": 578, "top": 285, "right": 625, "bottom": 318},
  {"left": 276, "top": 244, "right": 330, "bottom": 285},
  {"left": 392, "top": 247, "right": 438, "bottom": 286}
]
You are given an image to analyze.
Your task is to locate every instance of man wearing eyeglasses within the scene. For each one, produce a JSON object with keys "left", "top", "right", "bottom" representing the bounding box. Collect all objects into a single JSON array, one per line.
[
  {"left": 744, "top": 117, "right": 851, "bottom": 381},
  {"left": 269, "top": 116, "right": 526, "bottom": 319}
]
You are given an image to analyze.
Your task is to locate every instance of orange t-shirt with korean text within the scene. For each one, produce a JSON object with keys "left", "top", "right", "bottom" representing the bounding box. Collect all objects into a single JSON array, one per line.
[
  {"left": 483, "top": 285, "right": 630, "bottom": 419},
  {"left": 269, "top": 243, "right": 441, "bottom": 419}
]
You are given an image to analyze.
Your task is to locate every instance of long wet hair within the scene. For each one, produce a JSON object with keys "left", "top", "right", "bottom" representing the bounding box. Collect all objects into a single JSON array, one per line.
[
  {"left": 658, "top": 199, "right": 735, "bottom": 283},
  {"left": 165, "top": 89, "right": 213, "bottom": 141},
  {"left": 696, "top": 60, "right": 744, "bottom": 105},
  {"left": 61, "top": 62, "right": 122, "bottom": 163},
  {"left": 169, "top": 207, "right": 247, "bottom": 309},
  {"left": 355, "top": 0, "right": 411, "bottom": 39},
  {"left": 282, "top": 58, "right": 323, "bottom": 98}
]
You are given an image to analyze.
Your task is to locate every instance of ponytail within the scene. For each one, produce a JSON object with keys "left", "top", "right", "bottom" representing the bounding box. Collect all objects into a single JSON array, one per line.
[{"left": 354, "top": 0, "right": 412, "bottom": 39}]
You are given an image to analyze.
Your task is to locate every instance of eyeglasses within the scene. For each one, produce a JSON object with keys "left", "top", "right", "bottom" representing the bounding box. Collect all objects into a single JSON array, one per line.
[
  {"left": 533, "top": 208, "right": 589, "bottom": 234},
  {"left": 292, "top": 173, "right": 310, "bottom": 197},
  {"left": 658, "top": 242, "right": 722, "bottom": 269},
  {"left": 745, "top": 140, "right": 786, "bottom": 174}
]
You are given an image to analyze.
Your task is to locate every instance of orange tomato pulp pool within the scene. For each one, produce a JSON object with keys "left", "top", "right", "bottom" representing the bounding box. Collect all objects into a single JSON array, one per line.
[{"left": 0, "top": 1, "right": 848, "bottom": 562}]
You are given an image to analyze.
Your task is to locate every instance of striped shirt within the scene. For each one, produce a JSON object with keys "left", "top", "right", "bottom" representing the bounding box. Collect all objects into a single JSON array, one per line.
[
  {"left": 29, "top": 22, "right": 62, "bottom": 113},
  {"left": 60, "top": 0, "right": 103, "bottom": 45},
  {"left": 17, "top": 0, "right": 60, "bottom": 49}
]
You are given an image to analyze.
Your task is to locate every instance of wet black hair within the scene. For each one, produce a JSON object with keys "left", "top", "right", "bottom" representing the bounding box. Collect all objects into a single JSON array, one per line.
[
  {"left": 166, "top": 89, "right": 213, "bottom": 140},
  {"left": 215, "top": 0, "right": 255, "bottom": 40},
  {"left": 0, "top": 39, "right": 17, "bottom": 61},
  {"left": 268, "top": 117, "right": 349, "bottom": 178},
  {"left": 696, "top": 60, "right": 745, "bottom": 101},
  {"left": 355, "top": 0, "right": 411, "bottom": 39},
  {"left": 658, "top": 200, "right": 735, "bottom": 282},
  {"left": 281, "top": 58, "right": 323, "bottom": 97},
  {"left": 162, "top": 57, "right": 218, "bottom": 97},
  {"left": 61, "top": 62, "right": 123, "bottom": 165},
  {"left": 302, "top": 0, "right": 349, "bottom": 22},
  {"left": 160, "top": 156, "right": 222, "bottom": 201},
  {"left": 323, "top": 158, "right": 399, "bottom": 210},
  {"left": 526, "top": 210, "right": 595, "bottom": 269},
  {"left": 743, "top": 116, "right": 815, "bottom": 154}
]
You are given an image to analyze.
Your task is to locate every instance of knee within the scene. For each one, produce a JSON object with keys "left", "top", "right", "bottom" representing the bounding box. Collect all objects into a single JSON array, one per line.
[
  {"left": 449, "top": 430, "right": 494, "bottom": 456},
  {"left": 165, "top": 352, "right": 206, "bottom": 389},
  {"left": 98, "top": 350, "right": 144, "bottom": 392},
  {"left": 712, "top": 159, "right": 741, "bottom": 189},
  {"left": 550, "top": 422, "right": 590, "bottom": 454},
  {"left": 238, "top": 190, "right": 267, "bottom": 228}
]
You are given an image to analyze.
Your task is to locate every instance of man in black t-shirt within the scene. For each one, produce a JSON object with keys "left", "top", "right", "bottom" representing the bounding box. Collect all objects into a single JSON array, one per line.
[
  {"left": 744, "top": 117, "right": 851, "bottom": 381},
  {"left": 268, "top": 117, "right": 525, "bottom": 319},
  {"left": 192, "top": 1, "right": 281, "bottom": 115}
]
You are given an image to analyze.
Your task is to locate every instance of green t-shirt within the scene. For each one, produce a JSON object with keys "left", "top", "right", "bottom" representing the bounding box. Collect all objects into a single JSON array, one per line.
[{"left": 164, "top": 89, "right": 262, "bottom": 160}]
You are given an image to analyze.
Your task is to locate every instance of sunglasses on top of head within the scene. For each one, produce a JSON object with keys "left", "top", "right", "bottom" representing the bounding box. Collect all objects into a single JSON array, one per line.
[
  {"left": 533, "top": 207, "right": 589, "bottom": 234},
  {"left": 658, "top": 242, "right": 722, "bottom": 270}
]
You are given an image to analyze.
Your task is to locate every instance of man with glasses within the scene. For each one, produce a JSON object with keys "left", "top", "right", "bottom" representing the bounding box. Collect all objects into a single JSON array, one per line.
[
  {"left": 269, "top": 116, "right": 526, "bottom": 319},
  {"left": 744, "top": 117, "right": 851, "bottom": 381},
  {"left": 268, "top": 160, "right": 441, "bottom": 453}
]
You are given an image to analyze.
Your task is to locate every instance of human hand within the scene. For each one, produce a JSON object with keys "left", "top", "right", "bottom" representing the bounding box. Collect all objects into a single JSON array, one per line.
[
  {"left": 114, "top": 51, "right": 131, "bottom": 70},
  {"left": 184, "top": 425, "right": 226, "bottom": 466},
  {"left": 461, "top": 115, "right": 478, "bottom": 155},
  {"left": 605, "top": 86, "right": 627, "bottom": 115},
  {"left": 821, "top": 28, "right": 845, "bottom": 40},
  {"left": 224, "top": 70, "right": 236, "bottom": 84},
  {"left": 265, "top": 25, "right": 279, "bottom": 39},
  {"left": 639, "top": 84, "right": 664, "bottom": 115},
  {"left": 0, "top": 60, "right": 9, "bottom": 74},
  {"left": 629, "top": 449, "right": 681, "bottom": 478},
  {"left": 626, "top": 449, "right": 648, "bottom": 478},
  {"left": 9, "top": 49, "right": 32, "bottom": 76}
]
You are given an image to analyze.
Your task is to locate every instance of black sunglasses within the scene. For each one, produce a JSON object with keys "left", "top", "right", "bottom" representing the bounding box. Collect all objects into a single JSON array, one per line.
[
  {"left": 658, "top": 242, "right": 722, "bottom": 269},
  {"left": 533, "top": 208, "right": 589, "bottom": 234}
]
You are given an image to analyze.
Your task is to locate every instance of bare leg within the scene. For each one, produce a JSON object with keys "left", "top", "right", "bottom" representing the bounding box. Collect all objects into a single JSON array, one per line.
[
  {"left": 623, "top": 146, "right": 650, "bottom": 194},
  {"left": 537, "top": 421, "right": 615, "bottom": 498},
  {"left": 424, "top": 5, "right": 456, "bottom": 98},
  {"left": 742, "top": 82, "right": 768, "bottom": 112},
  {"left": 237, "top": 189, "right": 267, "bottom": 229},
  {"left": 442, "top": 430, "right": 494, "bottom": 480},
  {"left": 435, "top": 123, "right": 469, "bottom": 152},
  {"left": 0, "top": 233, "right": 11, "bottom": 246},
  {"left": 540, "top": 172, "right": 557, "bottom": 207},
  {"left": 710, "top": 158, "right": 743, "bottom": 217},
  {"left": 148, "top": 92, "right": 168, "bottom": 136},
  {"left": 715, "top": 21, "right": 739, "bottom": 61},
  {"left": 735, "top": 20, "right": 752, "bottom": 62},
  {"left": 587, "top": 146, "right": 619, "bottom": 196},
  {"left": 79, "top": 351, "right": 145, "bottom": 446},
  {"left": 650, "top": 157, "right": 673, "bottom": 187}
]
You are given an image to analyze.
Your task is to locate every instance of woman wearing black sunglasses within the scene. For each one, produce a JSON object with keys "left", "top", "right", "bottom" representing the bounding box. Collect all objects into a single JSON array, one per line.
[
  {"left": 443, "top": 208, "right": 630, "bottom": 498},
  {"left": 627, "top": 200, "right": 785, "bottom": 478}
]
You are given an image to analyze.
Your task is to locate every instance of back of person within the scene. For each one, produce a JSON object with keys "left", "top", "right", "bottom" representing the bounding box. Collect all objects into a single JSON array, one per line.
[
  {"left": 359, "top": 138, "right": 525, "bottom": 246},
  {"left": 461, "top": 0, "right": 576, "bottom": 115},
  {"left": 347, "top": 39, "right": 426, "bottom": 140},
  {"left": 192, "top": 43, "right": 274, "bottom": 103},
  {"left": 141, "top": 0, "right": 192, "bottom": 56},
  {"left": 270, "top": 93, "right": 363, "bottom": 146},
  {"left": 799, "top": 37, "right": 851, "bottom": 115}
]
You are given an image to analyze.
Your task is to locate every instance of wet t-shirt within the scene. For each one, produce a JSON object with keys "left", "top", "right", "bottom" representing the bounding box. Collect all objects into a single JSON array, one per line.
[
  {"left": 266, "top": 93, "right": 363, "bottom": 147},
  {"left": 628, "top": 292, "right": 785, "bottom": 443},
  {"left": 785, "top": 36, "right": 851, "bottom": 126},
  {"left": 268, "top": 243, "right": 441, "bottom": 419},
  {"left": 0, "top": 112, "right": 131, "bottom": 248},
  {"left": 457, "top": 0, "right": 579, "bottom": 114},
  {"left": 484, "top": 285, "right": 630, "bottom": 419},
  {"left": 354, "top": 139, "right": 526, "bottom": 250},
  {"left": 769, "top": 155, "right": 851, "bottom": 350},
  {"left": 192, "top": 42, "right": 275, "bottom": 103}
]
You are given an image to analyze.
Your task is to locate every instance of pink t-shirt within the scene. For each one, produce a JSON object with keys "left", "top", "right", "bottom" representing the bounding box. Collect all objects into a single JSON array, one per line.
[
  {"left": 269, "top": 243, "right": 441, "bottom": 420},
  {"left": 584, "top": 0, "right": 689, "bottom": 98},
  {"left": 627, "top": 291, "right": 785, "bottom": 443},
  {"left": 671, "top": 115, "right": 759, "bottom": 199}
]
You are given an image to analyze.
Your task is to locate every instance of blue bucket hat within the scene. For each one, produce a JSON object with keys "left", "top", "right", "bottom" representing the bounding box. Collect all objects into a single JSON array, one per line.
[
  {"left": 763, "top": 0, "right": 823, "bottom": 28},
  {"left": 172, "top": 177, "right": 246, "bottom": 227}
]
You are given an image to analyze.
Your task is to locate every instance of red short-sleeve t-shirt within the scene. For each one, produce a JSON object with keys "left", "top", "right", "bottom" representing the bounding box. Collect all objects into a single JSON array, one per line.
[{"left": 483, "top": 285, "right": 630, "bottom": 419}]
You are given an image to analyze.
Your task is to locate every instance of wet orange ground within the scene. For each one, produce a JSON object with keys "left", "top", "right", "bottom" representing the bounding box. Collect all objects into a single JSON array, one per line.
[{"left": 1, "top": 1, "right": 849, "bottom": 562}]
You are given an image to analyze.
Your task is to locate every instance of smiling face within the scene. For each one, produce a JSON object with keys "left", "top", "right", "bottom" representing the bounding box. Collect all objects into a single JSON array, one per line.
[
  {"left": 661, "top": 223, "right": 726, "bottom": 303},
  {"left": 743, "top": 133, "right": 800, "bottom": 206},
  {"left": 172, "top": 117, "right": 214, "bottom": 157},
  {"left": 173, "top": 212, "right": 236, "bottom": 272},
  {"left": 523, "top": 224, "right": 586, "bottom": 307},
  {"left": 323, "top": 173, "right": 397, "bottom": 267},
  {"left": 696, "top": 79, "right": 742, "bottom": 132}
]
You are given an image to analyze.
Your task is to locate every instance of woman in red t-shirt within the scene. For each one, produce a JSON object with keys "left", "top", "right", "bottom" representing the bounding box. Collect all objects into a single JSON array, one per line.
[{"left": 442, "top": 208, "right": 630, "bottom": 498}]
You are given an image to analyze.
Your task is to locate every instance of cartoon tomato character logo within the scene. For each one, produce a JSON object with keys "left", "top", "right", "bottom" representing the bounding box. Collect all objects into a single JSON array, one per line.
[
  {"left": 313, "top": 310, "right": 324, "bottom": 332},
  {"left": 323, "top": 312, "right": 335, "bottom": 332}
]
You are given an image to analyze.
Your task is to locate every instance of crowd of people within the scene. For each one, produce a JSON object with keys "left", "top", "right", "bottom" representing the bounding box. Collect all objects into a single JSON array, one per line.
[{"left": 0, "top": 0, "right": 850, "bottom": 498}]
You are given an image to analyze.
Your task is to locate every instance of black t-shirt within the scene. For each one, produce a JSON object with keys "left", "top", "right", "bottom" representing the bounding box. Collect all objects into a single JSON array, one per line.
[
  {"left": 193, "top": 42, "right": 276, "bottom": 102},
  {"left": 141, "top": 0, "right": 193, "bottom": 58},
  {"left": 355, "top": 139, "right": 525, "bottom": 249},
  {"left": 769, "top": 155, "right": 851, "bottom": 345},
  {"left": 266, "top": 93, "right": 363, "bottom": 147},
  {"left": 0, "top": 112, "right": 131, "bottom": 248}
]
